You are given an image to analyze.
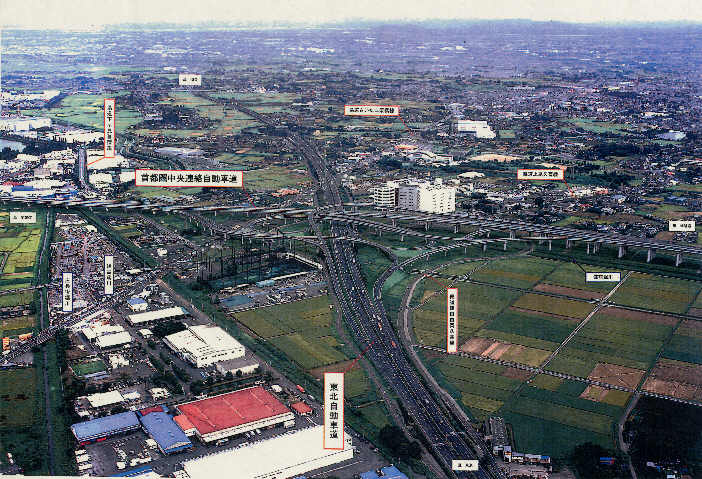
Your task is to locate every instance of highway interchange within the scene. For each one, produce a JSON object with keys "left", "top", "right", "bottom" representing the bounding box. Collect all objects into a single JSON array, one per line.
[{"left": 7, "top": 96, "right": 702, "bottom": 478}]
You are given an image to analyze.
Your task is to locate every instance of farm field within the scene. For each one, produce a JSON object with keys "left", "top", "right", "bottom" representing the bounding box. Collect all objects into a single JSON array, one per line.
[
  {"left": 412, "top": 282, "right": 521, "bottom": 347},
  {"left": 436, "top": 261, "right": 487, "bottom": 277},
  {"left": 0, "top": 314, "right": 35, "bottom": 337},
  {"left": 0, "top": 214, "right": 43, "bottom": 310},
  {"left": 0, "top": 368, "right": 38, "bottom": 428},
  {"left": 539, "top": 261, "right": 625, "bottom": 297},
  {"left": 429, "top": 354, "right": 526, "bottom": 421},
  {"left": 661, "top": 320, "right": 702, "bottom": 365},
  {"left": 484, "top": 308, "right": 578, "bottom": 347},
  {"left": 500, "top": 379, "right": 623, "bottom": 457},
  {"left": 642, "top": 358, "right": 702, "bottom": 401},
  {"left": 511, "top": 293, "right": 594, "bottom": 320},
  {"left": 560, "top": 117, "right": 638, "bottom": 135},
  {"left": 547, "top": 307, "right": 675, "bottom": 376},
  {"left": 234, "top": 295, "right": 355, "bottom": 373},
  {"left": 609, "top": 272, "right": 700, "bottom": 314},
  {"left": 470, "top": 256, "right": 558, "bottom": 289},
  {"left": 232, "top": 294, "right": 382, "bottom": 433}
]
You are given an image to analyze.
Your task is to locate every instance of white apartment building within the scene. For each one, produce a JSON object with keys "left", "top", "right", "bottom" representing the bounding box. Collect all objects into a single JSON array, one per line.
[
  {"left": 374, "top": 179, "right": 456, "bottom": 213},
  {"left": 372, "top": 181, "right": 398, "bottom": 207},
  {"left": 398, "top": 180, "right": 456, "bottom": 214}
]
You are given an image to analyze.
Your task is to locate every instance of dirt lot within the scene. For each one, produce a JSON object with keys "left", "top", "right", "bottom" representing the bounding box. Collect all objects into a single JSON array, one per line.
[
  {"left": 587, "top": 362, "right": 645, "bottom": 389},
  {"left": 502, "top": 367, "right": 531, "bottom": 381},
  {"left": 643, "top": 377, "right": 702, "bottom": 401},
  {"left": 459, "top": 337, "right": 549, "bottom": 366},
  {"left": 533, "top": 283, "right": 603, "bottom": 300},
  {"left": 309, "top": 360, "right": 355, "bottom": 379},
  {"left": 645, "top": 359, "right": 702, "bottom": 386},
  {"left": 600, "top": 306, "right": 678, "bottom": 326},
  {"left": 461, "top": 337, "right": 495, "bottom": 355}
]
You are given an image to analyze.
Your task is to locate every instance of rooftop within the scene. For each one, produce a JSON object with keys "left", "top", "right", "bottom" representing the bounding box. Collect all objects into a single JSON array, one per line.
[
  {"left": 176, "top": 386, "right": 291, "bottom": 434},
  {"left": 181, "top": 425, "right": 351, "bottom": 479},
  {"left": 71, "top": 411, "right": 139, "bottom": 441}
]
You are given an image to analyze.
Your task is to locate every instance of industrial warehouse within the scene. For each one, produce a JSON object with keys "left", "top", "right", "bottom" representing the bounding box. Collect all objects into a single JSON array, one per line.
[
  {"left": 175, "top": 386, "right": 295, "bottom": 443},
  {"left": 71, "top": 412, "right": 141, "bottom": 445},
  {"left": 180, "top": 425, "right": 354, "bottom": 479},
  {"left": 163, "top": 324, "right": 245, "bottom": 367}
]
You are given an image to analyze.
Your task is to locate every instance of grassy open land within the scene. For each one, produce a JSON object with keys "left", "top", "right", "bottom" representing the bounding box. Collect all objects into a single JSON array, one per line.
[
  {"left": 470, "top": 256, "right": 558, "bottom": 289},
  {"left": 560, "top": 117, "right": 639, "bottom": 136},
  {"left": 211, "top": 92, "right": 298, "bottom": 104},
  {"left": 34, "top": 93, "right": 141, "bottom": 132},
  {"left": 609, "top": 273, "right": 700, "bottom": 314},
  {"left": 357, "top": 245, "right": 394, "bottom": 293},
  {"left": 243, "top": 166, "right": 312, "bottom": 191},
  {"left": 127, "top": 185, "right": 202, "bottom": 199},
  {"left": 157, "top": 92, "right": 262, "bottom": 135},
  {"left": 234, "top": 296, "right": 346, "bottom": 370}
]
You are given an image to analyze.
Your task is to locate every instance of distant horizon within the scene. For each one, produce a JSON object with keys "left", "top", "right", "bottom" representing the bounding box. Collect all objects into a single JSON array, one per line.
[
  {"left": 2, "top": 0, "right": 702, "bottom": 30},
  {"left": 4, "top": 17, "right": 702, "bottom": 32}
]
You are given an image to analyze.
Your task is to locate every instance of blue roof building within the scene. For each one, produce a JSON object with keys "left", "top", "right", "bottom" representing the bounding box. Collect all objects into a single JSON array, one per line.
[
  {"left": 71, "top": 412, "right": 140, "bottom": 443},
  {"left": 360, "top": 465, "right": 408, "bottom": 479},
  {"left": 139, "top": 412, "right": 192, "bottom": 455}
]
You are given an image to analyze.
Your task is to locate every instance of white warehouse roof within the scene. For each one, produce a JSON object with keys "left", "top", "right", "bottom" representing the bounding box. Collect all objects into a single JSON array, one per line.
[
  {"left": 181, "top": 425, "right": 353, "bottom": 479},
  {"left": 164, "top": 325, "right": 244, "bottom": 367},
  {"left": 95, "top": 331, "right": 132, "bottom": 349},
  {"left": 127, "top": 306, "right": 188, "bottom": 325},
  {"left": 87, "top": 390, "right": 124, "bottom": 408}
]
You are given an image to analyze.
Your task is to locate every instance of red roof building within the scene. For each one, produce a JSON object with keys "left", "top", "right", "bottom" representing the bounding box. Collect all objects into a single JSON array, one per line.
[
  {"left": 290, "top": 401, "right": 313, "bottom": 416},
  {"left": 176, "top": 386, "right": 295, "bottom": 443},
  {"left": 174, "top": 415, "right": 197, "bottom": 436}
]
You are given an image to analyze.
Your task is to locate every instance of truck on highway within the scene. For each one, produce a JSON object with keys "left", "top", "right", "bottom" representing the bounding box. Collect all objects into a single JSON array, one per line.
[{"left": 296, "top": 384, "right": 305, "bottom": 393}]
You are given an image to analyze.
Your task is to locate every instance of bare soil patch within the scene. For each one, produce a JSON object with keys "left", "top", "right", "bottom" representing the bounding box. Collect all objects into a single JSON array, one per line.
[
  {"left": 309, "top": 360, "right": 355, "bottom": 378},
  {"left": 502, "top": 367, "right": 531, "bottom": 381},
  {"left": 461, "top": 337, "right": 494, "bottom": 355},
  {"left": 587, "top": 362, "right": 645, "bottom": 389},
  {"left": 600, "top": 306, "right": 678, "bottom": 326}
]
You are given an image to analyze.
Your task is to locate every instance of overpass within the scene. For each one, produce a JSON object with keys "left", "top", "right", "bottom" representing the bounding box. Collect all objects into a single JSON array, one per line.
[{"left": 327, "top": 208, "right": 702, "bottom": 266}]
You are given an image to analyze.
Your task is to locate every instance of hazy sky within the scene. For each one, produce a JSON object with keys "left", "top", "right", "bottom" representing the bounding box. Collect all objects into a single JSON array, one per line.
[{"left": 2, "top": 0, "right": 702, "bottom": 29}]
